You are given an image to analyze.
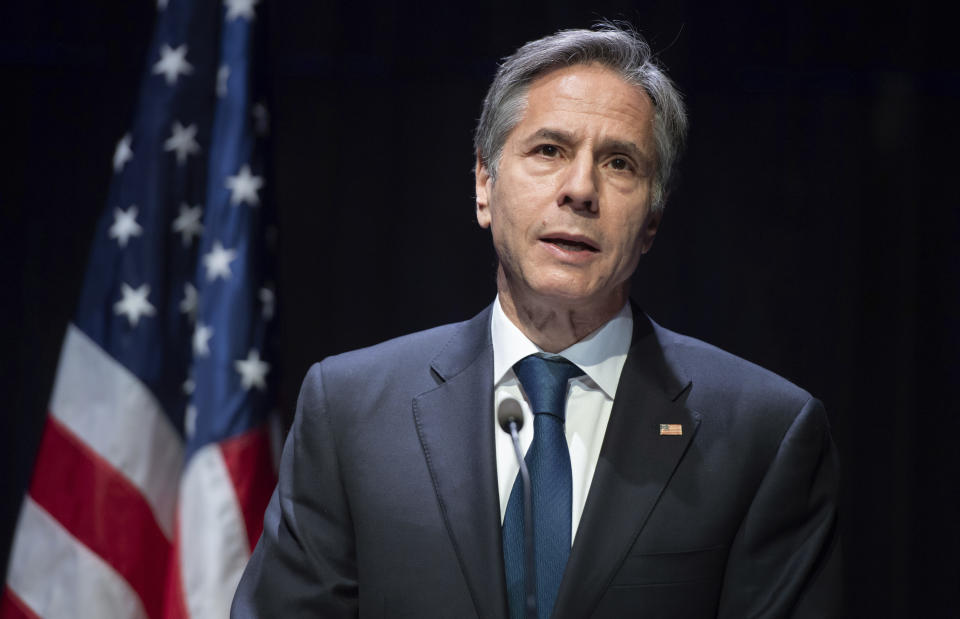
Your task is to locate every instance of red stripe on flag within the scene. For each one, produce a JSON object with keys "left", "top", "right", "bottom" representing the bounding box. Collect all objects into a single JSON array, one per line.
[
  {"left": 28, "top": 417, "right": 171, "bottom": 619},
  {"left": 219, "top": 425, "right": 277, "bottom": 551},
  {"left": 161, "top": 521, "right": 189, "bottom": 619},
  {"left": 0, "top": 587, "right": 41, "bottom": 619}
]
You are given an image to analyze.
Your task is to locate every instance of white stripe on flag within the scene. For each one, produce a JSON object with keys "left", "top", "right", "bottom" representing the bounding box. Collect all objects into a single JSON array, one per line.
[
  {"left": 50, "top": 324, "right": 183, "bottom": 539},
  {"left": 179, "top": 442, "right": 251, "bottom": 619},
  {"left": 7, "top": 497, "right": 148, "bottom": 619}
]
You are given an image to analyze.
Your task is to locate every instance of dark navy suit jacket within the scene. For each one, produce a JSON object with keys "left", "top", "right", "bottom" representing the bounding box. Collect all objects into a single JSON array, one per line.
[{"left": 232, "top": 304, "right": 841, "bottom": 618}]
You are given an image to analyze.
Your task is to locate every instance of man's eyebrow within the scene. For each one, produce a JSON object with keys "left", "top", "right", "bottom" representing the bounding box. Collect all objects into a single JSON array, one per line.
[
  {"left": 601, "top": 139, "right": 650, "bottom": 163},
  {"left": 524, "top": 128, "right": 576, "bottom": 146}
]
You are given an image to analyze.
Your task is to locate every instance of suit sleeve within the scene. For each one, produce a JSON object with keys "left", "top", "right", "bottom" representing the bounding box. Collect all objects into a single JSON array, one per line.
[
  {"left": 717, "top": 397, "right": 842, "bottom": 618},
  {"left": 231, "top": 362, "right": 359, "bottom": 618}
]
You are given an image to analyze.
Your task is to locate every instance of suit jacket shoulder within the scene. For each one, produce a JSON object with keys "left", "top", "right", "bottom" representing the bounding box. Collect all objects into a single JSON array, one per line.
[
  {"left": 652, "top": 317, "right": 812, "bottom": 407},
  {"left": 308, "top": 308, "right": 492, "bottom": 420},
  {"left": 647, "top": 316, "right": 820, "bottom": 448}
]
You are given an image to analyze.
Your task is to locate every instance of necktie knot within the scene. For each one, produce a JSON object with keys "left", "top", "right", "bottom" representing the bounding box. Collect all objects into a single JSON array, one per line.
[{"left": 513, "top": 355, "right": 584, "bottom": 421}]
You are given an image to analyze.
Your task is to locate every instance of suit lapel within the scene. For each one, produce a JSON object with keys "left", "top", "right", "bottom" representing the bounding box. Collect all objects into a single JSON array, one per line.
[
  {"left": 412, "top": 306, "right": 509, "bottom": 619},
  {"left": 553, "top": 310, "right": 702, "bottom": 619}
]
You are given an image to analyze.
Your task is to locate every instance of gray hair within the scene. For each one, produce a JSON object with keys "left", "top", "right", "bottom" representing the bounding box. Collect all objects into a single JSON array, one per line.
[{"left": 474, "top": 23, "right": 688, "bottom": 213}]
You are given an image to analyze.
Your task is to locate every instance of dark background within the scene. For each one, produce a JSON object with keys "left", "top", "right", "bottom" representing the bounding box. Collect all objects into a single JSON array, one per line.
[{"left": 3, "top": 1, "right": 958, "bottom": 616}]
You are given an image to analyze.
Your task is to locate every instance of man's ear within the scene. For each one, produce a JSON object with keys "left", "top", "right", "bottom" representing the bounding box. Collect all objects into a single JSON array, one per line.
[
  {"left": 640, "top": 210, "right": 662, "bottom": 254},
  {"left": 475, "top": 155, "right": 492, "bottom": 229}
]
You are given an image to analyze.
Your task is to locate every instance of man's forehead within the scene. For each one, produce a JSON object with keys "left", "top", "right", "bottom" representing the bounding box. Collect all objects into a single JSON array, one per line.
[
  {"left": 525, "top": 62, "right": 651, "bottom": 108},
  {"left": 512, "top": 64, "right": 656, "bottom": 153}
]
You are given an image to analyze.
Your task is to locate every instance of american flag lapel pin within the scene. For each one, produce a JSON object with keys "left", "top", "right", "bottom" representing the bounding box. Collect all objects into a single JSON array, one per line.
[{"left": 659, "top": 423, "right": 683, "bottom": 436}]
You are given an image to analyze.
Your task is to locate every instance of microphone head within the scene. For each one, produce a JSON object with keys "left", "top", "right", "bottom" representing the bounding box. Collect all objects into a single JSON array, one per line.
[{"left": 497, "top": 398, "right": 524, "bottom": 433}]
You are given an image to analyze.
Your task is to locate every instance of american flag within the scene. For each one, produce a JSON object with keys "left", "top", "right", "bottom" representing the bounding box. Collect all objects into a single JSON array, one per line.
[{"left": 2, "top": 0, "right": 278, "bottom": 617}]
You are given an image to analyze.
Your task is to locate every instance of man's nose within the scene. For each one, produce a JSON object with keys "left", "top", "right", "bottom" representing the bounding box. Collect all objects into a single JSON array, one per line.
[{"left": 557, "top": 152, "right": 599, "bottom": 214}]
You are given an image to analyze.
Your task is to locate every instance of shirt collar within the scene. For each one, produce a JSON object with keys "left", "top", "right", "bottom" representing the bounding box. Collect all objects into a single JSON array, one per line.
[{"left": 490, "top": 295, "right": 633, "bottom": 399}]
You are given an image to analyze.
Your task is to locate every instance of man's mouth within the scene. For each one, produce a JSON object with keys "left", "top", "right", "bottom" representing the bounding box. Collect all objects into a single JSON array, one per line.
[{"left": 542, "top": 237, "right": 599, "bottom": 252}]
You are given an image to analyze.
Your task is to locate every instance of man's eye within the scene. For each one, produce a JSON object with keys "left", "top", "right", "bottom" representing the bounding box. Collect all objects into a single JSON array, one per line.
[
  {"left": 609, "top": 157, "right": 632, "bottom": 171},
  {"left": 536, "top": 144, "right": 559, "bottom": 157}
]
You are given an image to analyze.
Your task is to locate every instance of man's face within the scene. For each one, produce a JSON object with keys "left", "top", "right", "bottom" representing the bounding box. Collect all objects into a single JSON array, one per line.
[{"left": 476, "top": 63, "right": 661, "bottom": 313}]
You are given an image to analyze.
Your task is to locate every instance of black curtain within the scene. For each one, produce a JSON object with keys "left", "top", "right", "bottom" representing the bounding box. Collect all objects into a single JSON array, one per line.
[{"left": 3, "top": 1, "right": 957, "bottom": 616}]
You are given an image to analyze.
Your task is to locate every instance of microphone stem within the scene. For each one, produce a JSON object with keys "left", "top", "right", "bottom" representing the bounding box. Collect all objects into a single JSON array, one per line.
[{"left": 509, "top": 420, "right": 537, "bottom": 619}]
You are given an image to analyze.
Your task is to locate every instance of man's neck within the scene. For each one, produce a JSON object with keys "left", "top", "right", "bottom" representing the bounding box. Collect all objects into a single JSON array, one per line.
[{"left": 496, "top": 270, "right": 628, "bottom": 353}]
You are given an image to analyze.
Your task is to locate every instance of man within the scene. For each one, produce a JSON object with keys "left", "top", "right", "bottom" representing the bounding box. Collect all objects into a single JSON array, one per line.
[{"left": 232, "top": 23, "right": 841, "bottom": 618}]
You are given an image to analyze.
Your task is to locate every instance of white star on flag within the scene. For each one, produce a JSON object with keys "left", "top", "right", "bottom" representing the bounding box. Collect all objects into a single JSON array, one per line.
[
  {"left": 113, "top": 133, "right": 133, "bottom": 172},
  {"left": 225, "top": 164, "right": 264, "bottom": 206},
  {"left": 225, "top": 0, "right": 259, "bottom": 21},
  {"left": 113, "top": 283, "right": 156, "bottom": 327},
  {"left": 193, "top": 322, "right": 213, "bottom": 357},
  {"left": 202, "top": 240, "right": 238, "bottom": 281},
  {"left": 164, "top": 121, "right": 200, "bottom": 165},
  {"left": 108, "top": 205, "right": 143, "bottom": 248},
  {"left": 259, "top": 287, "right": 275, "bottom": 320},
  {"left": 180, "top": 282, "right": 198, "bottom": 322},
  {"left": 235, "top": 349, "right": 269, "bottom": 391},
  {"left": 172, "top": 203, "right": 204, "bottom": 246},
  {"left": 182, "top": 375, "right": 196, "bottom": 395},
  {"left": 217, "top": 65, "right": 230, "bottom": 98},
  {"left": 156, "top": 0, "right": 169, "bottom": 10},
  {"left": 184, "top": 404, "right": 198, "bottom": 439},
  {"left": 153, "top": 43, "right": 193, "bottom": 85}
]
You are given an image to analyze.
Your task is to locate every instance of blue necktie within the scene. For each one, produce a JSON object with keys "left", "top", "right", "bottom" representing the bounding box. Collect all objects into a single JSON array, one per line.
[{"left": 502, "top": 355, "right": 583, "bottom": 619}]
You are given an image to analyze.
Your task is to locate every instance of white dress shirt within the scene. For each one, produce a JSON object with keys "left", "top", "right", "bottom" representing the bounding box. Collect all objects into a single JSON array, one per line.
[{"left": 491, "top": 296, "right": 633, "bottom": 545}]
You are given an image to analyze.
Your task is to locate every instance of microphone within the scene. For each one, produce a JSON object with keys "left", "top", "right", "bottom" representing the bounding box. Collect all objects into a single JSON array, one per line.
[
  {"left": 497, "top": 397, "right": 524, "bottom": 434},
  {"left": 497, "top": 398, "right": 537, "bottom": 619}
]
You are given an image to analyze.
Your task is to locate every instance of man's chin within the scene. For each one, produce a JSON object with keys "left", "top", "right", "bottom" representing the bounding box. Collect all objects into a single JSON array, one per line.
[
  {"left": 498, "top": 265, "right": 627, "bottom": 312},
  {"left": 523, "top": 282, "right": 626, "bottom": 313}
]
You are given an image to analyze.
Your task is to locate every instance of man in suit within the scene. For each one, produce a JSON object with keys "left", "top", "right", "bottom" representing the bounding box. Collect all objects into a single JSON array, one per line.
[{"left": 232, "top": 23, "right": 841, "bottom": 618}]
